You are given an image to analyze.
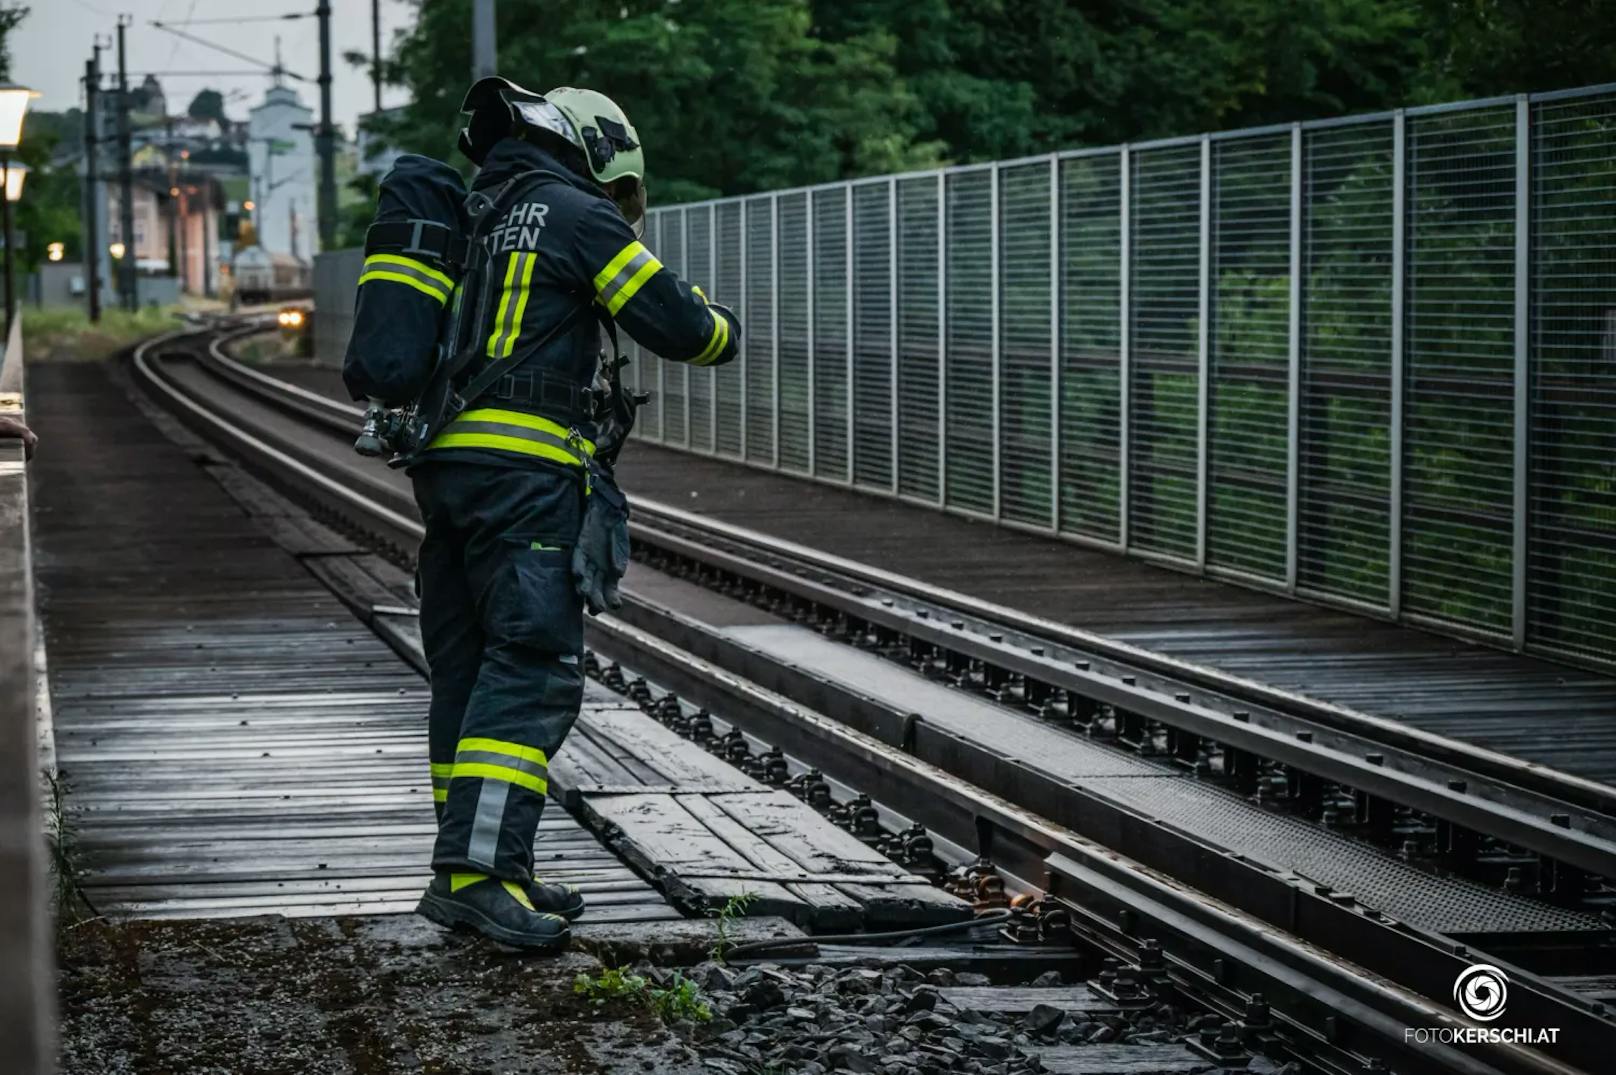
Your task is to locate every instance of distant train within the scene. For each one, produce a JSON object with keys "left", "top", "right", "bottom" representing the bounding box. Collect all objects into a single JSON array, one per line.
[{"left": 232, "top": 246, "right": 312, "bottom": 306}]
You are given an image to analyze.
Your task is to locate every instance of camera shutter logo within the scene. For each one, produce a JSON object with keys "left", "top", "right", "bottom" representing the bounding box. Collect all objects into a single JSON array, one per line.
[{"left": 1454, "top": 964, "right": 1508, "bottom": 1022}]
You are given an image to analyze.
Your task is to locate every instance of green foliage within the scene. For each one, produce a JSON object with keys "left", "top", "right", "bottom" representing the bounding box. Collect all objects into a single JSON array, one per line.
[
  {"left": 573, "top": 965, "right": 713, "bottom": 1023},
  {"left": 22, "top": 305, "right": 178, "bottom": 362},
  {"left": 375, "top": 0, "right": 1616, "bottom": 203},
  {"left": 0, "top": 3, "right": 25, "bottom": 82},
  {"left": 187, "top": 89, "right": 228, "bottom": 126},
  {"left": 573, "top": 964, "right": 647, "bottom": 1003},
  {"left": 649, "top": 972, "right": 714, "bottom": 1023},
  {"left": 708, "top": 889, "right": 757, "bottom": 964}
]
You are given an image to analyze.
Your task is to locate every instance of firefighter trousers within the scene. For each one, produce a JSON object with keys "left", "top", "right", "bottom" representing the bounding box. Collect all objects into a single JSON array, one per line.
[{"left": 411, "top": 459, "right": 586, "bottom": 882}]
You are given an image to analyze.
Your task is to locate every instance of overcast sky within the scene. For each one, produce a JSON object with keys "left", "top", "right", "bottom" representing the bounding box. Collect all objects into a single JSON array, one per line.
[{"left": 13, "top": 0, "right": 421, "bottom": 133}]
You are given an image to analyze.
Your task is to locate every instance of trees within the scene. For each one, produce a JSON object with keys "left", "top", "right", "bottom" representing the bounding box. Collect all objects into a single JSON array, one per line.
[
  {"left": 375, "top": 0, "right": 1614, "bottom": 200},
  {"left": 187, "top": 89, "right": 228, "bottom": 127},
  {"left": 377, "top": 0, "right": 937, "bottom": 203}
]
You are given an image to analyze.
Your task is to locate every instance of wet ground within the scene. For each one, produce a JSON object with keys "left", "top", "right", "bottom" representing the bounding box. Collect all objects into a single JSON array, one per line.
[{"left": 57, "top": 913, "right": 709, "bottom": 1074}]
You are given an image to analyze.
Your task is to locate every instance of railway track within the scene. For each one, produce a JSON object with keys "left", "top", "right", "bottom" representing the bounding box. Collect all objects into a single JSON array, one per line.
[{"left": 131, "top": 319, "right": 1616, "bottom": 1075}]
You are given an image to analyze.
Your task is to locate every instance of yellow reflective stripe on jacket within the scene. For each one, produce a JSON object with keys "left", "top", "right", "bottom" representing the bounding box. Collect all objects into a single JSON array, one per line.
[
  {"left": 425, "top": 407, "right": 596, "bottom": 466},
  {"left": 690, "top": 310, "right": 730, "bottom": 367},
  {"left": 367, "top": 253, "right": 453, "bottom": 289},
  {"left": 593, "top": 240, "right": 662, "bottom": 316},
  {"left": 359, "top": 252, "right": 453, "bottom": 305},
  {"left": 485, "top": 251, "right": 539, "bottom": 358}
]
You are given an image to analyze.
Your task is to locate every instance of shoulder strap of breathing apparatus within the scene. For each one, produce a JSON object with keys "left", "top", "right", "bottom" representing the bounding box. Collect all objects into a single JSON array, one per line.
[{"left": 391, "top": 168, "right": 588, "bottom": 466}]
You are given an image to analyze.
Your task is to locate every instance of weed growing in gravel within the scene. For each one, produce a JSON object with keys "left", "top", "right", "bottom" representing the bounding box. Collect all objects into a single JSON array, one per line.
[
  {"left": 649, "top": 971, "right": 713, "bottom": 1023},
  {"left": 708, "top": 890, "right": 757, "bottom": 964},
  {"left": 44, "top": 770, "right": 97, "bottom": 928},
  {"left": 574, "top": 966, "right": 713, "bottom": 1024}
]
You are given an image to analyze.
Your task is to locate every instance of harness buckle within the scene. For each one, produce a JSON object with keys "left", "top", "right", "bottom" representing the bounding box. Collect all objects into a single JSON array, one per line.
[{"left": 401, "top": 219, "right": 443, "bottom": 259}]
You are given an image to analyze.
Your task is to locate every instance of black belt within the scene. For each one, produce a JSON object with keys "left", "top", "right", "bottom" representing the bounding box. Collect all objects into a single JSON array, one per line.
[{"left": 486, "top": 369, "right": 591, "bottom": 423}]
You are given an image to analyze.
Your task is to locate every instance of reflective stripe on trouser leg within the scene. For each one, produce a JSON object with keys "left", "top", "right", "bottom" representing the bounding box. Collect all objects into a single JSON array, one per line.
[
  {"left": 419, "top": 462, "right": 586, "bottom": 881},
  {"left": 433, "top": 651, "right": 579, "bottom": 879},
  {"left": 467, "top": 780, "right": 510, "bottom": 870}
]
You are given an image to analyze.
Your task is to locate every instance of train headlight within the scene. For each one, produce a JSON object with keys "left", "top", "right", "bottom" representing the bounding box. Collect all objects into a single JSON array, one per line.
[{"left": 278, "top": 307, "right": 306, "bottom": 330}]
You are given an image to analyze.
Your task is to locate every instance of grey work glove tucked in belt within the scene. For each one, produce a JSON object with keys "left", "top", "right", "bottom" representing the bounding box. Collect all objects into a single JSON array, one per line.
[{"left": 572, "top": 459, "right": 631, "bottom": 615}]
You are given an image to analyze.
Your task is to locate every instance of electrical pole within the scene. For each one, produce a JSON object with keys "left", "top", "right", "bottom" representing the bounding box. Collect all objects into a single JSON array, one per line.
[
  {"left": 371, "top": 0, "right": 383, "bottom": 114},
  {"left": 116, "top": 16, "right": 136, "bottom": 310},
  {"left": 472, "top": 0, "right": 496, "bottom": 79},
  {"left": 315, "top": 1, "right": 336, "bottom": 251},
  {"left": 83, "top": 55, "right": 101, "bottom": 322}
]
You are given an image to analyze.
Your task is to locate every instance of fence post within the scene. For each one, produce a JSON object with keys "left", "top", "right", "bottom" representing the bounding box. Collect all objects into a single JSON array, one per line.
[
  {"left": 739, "top": 199, "right": 748, "bottom": 460},
  {"left": 1196, "top": 135, "right": 1211, "bottom": 570},
  {"left": 655, "top": 211, "right": 666, "bottom": 440},
  {"left": 990, "top": 162, "right": 1003, "bottom": 520},
  {"left": 771, "top": 191, "right": 781, "bottom": 469},
  {"left": 681, "top": 207, "right": 691, "bottom": 448},
  {"left": 1049, "top": 153, "right": 1062, "bottom": 532},
  {"left": 937, "top": 171, "right": 947, "bottom": 506},
  {"left": 1512, "top": 95, "right": 1530, "bottom": 650},
  {"left": 709, "top": 205, "right": 718, "bottom": 452},
  {"left": 806, "top": 193, "right": 816, "bottom": 475},
  {"left": 1389, "top": 111, "right": 1406, "bottom": 617},
  {"left": 1287, "top": 124, "right": 1303, "bottom": 592},
  {"left": 1119, "top": 145, "right": 1132, "bottom": 552},
  {"left": 889, "top": 176, "right": 900, "bottom": 494},
  {"left": 844, "top": 184, "right": 855, "bottom": 483}
]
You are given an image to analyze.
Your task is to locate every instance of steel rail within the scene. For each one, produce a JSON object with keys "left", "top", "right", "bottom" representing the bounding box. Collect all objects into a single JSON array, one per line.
[
  {"left": 191, "top": 334, "right": 1616, "bottom": 841},
  {"left": 182, "top": 335, "right": 1616, "bottom": 890},
  {"left": 138, "top": 327, "right": 1614, "bottom": 1075}
]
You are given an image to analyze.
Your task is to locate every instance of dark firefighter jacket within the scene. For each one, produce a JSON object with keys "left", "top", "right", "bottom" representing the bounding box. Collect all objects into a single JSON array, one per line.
[{"left": 425, "top": 138, "right": 738, "bottom": 471}]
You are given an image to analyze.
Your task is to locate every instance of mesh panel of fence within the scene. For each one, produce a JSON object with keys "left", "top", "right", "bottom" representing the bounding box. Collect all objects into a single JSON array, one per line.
[
  {"left": 1404, "top": 105, "right": 1517, "bottom": 635},
  {"left": 1529, "top": 91, "right": 1616, "bottom": 662},
  {"left": 945, "top": 169, "right": 995, "bottom": 515},
  {"left": 713, "top": 202, "right": 744, "bottom": 456},
  {"left": 853, "top": 182, "right": 894, "bottom": 489},
  {"left": 778, "top": 192, "right": 812, "bottom": 473},
  {"left": 687, "top": 206, "right": 715, "bottom": 453},
  {"left": 1208, "top": 134, "right": 1292, "bottom": 581},
  {"left": 614, "top": 85, "right": 1616, "bottom": 667},
  {"left": 1299, "top": 120, "right": 1395, "bottom": 606},
  {"left": 897, "top": 175, "right": 942, "bottom": 502},
  {"left": 813, "top": 187, "right": 851, "bottom": 479},
  {"left": 1058, "top": 154, "right": 1124, "bottom": 542},
  {"left": 1129, "top": 143, "right": 1203, "bottom": 561},
  {"left": 1000, "top": 161, "right": 1056, "bottom": 527}
]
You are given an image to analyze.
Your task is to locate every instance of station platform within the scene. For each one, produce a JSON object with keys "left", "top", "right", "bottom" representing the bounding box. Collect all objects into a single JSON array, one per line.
[{"left": 27, "top": 360, "right": 673, "bottom": 921}]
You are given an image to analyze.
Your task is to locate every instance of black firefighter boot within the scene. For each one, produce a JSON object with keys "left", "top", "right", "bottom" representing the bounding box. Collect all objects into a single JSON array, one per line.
[
  {"left": 417, "top": 872, "right": 571, "bottom": 952},
  {"left": 527, "top": 878, "right": 586, "bottom": 920}
]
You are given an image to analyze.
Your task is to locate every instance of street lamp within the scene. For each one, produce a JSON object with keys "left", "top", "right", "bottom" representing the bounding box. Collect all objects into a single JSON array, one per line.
[
  {"left": 0, "top": 83, "right": 36, "bottom": 328},
  {"left": 2, "top": 161, "right": 25, "bottom": 203}
]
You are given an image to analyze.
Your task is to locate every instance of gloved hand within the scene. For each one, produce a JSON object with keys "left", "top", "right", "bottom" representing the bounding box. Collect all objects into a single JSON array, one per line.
[{"left": 572, "top": 460, "right": 631, "bottom": 615}]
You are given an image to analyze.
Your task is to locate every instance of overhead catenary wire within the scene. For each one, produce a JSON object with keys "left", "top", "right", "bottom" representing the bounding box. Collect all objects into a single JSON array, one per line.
[
  {"left": 156, "top": 13, "right": 311, "bottom": 24},
  {"left": 150, "top": 21, "right": 311, "bottom": 82}
]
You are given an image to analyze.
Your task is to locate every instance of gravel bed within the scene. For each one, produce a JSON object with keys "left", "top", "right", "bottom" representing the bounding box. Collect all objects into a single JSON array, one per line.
[{"left": 657, "top": 960, "right": 1239, "bottom": 1075}]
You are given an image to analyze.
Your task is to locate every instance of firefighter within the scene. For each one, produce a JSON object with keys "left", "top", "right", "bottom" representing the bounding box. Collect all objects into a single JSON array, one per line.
[{"left": 404, "top": 80, "right": 740, "bottom": 950}]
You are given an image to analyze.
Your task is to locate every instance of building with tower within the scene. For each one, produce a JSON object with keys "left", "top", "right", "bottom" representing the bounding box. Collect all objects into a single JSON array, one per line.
[{"left": 246, "top": 80, "right": 317, "bottom": 263}]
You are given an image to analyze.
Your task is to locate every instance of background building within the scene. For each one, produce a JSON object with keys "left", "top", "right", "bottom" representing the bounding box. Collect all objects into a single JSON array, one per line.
[{"left": 246, "top": 82, "right": 316, "bottom": 264}]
